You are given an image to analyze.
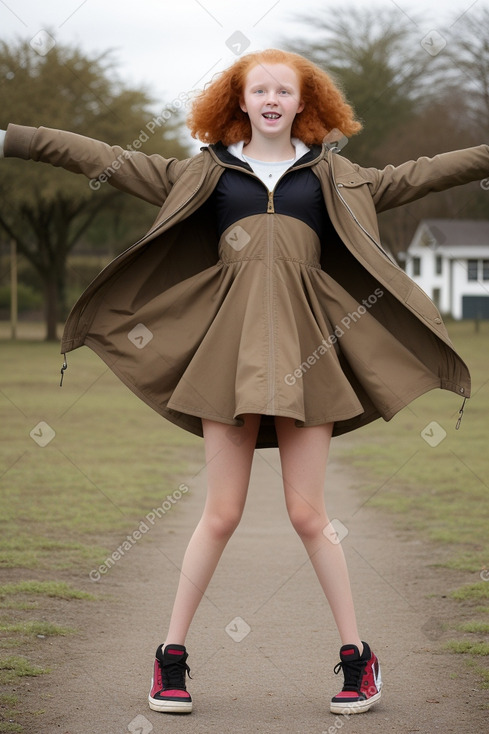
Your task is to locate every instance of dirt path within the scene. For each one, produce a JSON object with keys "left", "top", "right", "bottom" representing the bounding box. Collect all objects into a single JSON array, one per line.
[{"left": 20, "top": 441, "right": 485, "bottom": 734}]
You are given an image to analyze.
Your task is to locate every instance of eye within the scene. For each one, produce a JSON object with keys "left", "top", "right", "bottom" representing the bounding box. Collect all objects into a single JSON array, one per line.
[
  {"left": 254, "top": 88, "right": 264, "bottom": 94},
  {"left": 279, "top": 89, "right": 290, "bottom": 95}
]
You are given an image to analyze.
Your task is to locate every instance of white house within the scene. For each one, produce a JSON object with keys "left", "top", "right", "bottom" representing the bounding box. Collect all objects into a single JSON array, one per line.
[{"left": 400, "top": 219, "right": 489, "bottom": 319}]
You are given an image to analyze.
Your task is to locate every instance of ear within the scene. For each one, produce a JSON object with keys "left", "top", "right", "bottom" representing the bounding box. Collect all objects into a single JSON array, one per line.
[
  {"left": 240, "top": 99, "right": 247, "bottom": 114},
  {"left": 297, "top": 100, "right": 305, "bottom": 114}
]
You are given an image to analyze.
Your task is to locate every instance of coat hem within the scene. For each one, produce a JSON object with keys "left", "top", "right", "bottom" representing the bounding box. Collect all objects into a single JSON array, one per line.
[
  {"left": 83, "top": 337, "right": 205, "bottom": 438},
  {"left": 80, "top": 339, "right": 467, "bottom": 446},
  {"left": 167, "top": 399, "right": 366, "bottom": 426}
]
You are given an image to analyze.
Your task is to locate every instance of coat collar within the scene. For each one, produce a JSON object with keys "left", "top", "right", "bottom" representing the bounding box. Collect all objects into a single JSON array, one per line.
[
  {"left": 205, "top": 140, "right": 325, "bottom": 170},
  {"left": 227, "top": 137, "right": 311, "bottom": 162}
]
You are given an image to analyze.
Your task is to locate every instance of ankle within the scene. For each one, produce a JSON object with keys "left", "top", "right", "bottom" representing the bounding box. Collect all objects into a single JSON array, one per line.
[
  {"left": 342, "top": 640, "right": 363, "bottom": 656},
  {"left": 163, "top": 640, "right": 186, "bottom": 649}
]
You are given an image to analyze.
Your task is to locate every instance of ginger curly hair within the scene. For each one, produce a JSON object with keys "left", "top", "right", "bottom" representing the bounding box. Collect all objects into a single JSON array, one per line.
[{"left": 187, "top": 48, "right": 362, "bottom": 146}]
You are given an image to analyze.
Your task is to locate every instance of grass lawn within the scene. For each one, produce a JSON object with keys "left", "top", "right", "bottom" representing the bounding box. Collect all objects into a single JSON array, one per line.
[
  {"left": 334, "top": 319, "right": 489, "bottom": 688},
  {"left": 0, "top": 319, "right": 488, "bottom": 729},
  {"left": 1, "top": 337, "right": 203, "bottom": 569},
  {"left": 0, "top": 329, "right": 203, "bottom": 731}
]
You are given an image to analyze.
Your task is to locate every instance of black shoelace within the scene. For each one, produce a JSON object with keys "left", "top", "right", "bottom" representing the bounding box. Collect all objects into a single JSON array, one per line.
[
  {"left": 333, "top": 658, "right": 366, "bottom": 691},
  {"left": 162, "top": 658, "right": 192, "bottom": 690}
]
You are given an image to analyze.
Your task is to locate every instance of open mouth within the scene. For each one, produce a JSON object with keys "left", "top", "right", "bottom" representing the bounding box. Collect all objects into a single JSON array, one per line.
[{"left": 262, "top": 113, "right": 281, "bottom": 119}]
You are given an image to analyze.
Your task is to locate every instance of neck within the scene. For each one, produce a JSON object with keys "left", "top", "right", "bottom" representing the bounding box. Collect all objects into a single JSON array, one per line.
[{"left": 242, "top": 135, "right": 295, "bottom": 162}]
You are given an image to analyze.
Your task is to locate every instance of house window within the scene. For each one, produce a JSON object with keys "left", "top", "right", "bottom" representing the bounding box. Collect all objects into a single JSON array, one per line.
[
  {"left": 483, "top": 260, "right": 489, "bottom": 281},
  {"left": 432, "top": 288, "right": 441, "bottom": 309},
  {"left": 412, "top": 257, "right": 421, "bottom": 276},
  {"left": 467, "top": 259, "right": 478, "bottom": 281},
  {"left": 435, "top": 255, "right": 443, "bottom": 275}
]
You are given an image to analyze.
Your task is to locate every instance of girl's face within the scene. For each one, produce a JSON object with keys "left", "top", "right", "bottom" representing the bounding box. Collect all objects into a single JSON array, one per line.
[{"left": 240, "top": 63, "right": 304, "bottom": 142}]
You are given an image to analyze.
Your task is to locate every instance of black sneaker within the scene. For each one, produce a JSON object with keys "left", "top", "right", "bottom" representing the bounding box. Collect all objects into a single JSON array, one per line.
[
  {"left": 148, "top": 643, "right": 193, "bottom": 713},
  {"left": 330, "top": 641, "right": 382, "bottom": 714}
]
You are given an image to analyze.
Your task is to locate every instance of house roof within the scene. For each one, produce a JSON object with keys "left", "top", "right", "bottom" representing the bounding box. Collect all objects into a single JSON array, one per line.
[{"left": 418, "top": 219, "right": 489, "bottom": 247}]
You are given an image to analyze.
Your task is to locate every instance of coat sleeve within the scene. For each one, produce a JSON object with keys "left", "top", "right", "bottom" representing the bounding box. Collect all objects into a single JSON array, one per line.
[
  {"left": 357, "top": 145, "right": 489, "bottom": 213},
  {"left": 3, "top": 124, "right": 190, "bottom": 206}
]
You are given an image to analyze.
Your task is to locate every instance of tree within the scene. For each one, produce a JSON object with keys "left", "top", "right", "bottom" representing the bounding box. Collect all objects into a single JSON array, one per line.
[
  {"left": 443, "top": 5, "right": 489, "bottom": 139},
  {"left": 285, "top": 6, "right": 432, "bottom": 165},
  {"left": 0, "top": 38, "right": 190, "bottom": 340},
  {"left": 282, "top": 6, "right": 488, "bottom": 257},
  {"left": 371, "top": 87, "right": 488, "bottom": 255}
]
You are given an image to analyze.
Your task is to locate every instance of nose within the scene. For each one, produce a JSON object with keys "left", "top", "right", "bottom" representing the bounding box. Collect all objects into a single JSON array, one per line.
[{"left": 264, "top": 90, "right": 279, "bottom": 104}]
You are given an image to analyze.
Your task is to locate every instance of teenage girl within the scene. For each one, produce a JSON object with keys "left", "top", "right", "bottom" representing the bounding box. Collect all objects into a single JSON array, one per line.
[
  {"left": 148, "top": 54, "right": 381, "bottom": 717},
  {"left": 2, "top": 48, "right": 486, "bottom": 718}
]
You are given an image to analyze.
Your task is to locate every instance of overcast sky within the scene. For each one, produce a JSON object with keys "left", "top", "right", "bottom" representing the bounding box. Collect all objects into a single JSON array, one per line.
[{"left": 1, "top": 0, "right": 485, "bottom": 148}]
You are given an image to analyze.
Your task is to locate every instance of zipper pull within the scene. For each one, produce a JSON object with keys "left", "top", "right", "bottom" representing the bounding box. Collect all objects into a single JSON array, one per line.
[
  {"left": 267, "top": 190, "right": 274, "bottom": 213},
  {"left": 59, "top": 353, "right": 68, "bottom": 387},
  {"left": 455, "top": 397, "right": 467, "bottom": 430}
]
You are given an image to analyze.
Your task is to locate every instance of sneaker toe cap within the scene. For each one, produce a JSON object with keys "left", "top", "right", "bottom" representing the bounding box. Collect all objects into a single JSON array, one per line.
[
  {"left": 155, "top": 689, "right": 191, "bottom": 701},
  {"left": 331, "top": 691, "right": 366, "bottom": 702}
]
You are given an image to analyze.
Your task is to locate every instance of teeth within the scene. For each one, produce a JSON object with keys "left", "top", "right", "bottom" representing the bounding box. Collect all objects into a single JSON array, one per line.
[{"left": 263, "top": 113, "right": 280, "bottom": 119}]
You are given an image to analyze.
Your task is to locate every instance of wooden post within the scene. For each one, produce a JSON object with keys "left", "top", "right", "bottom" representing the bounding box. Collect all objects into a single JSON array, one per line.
[{"left": 10, "top": 239, "right": 18, "bottom": 340}]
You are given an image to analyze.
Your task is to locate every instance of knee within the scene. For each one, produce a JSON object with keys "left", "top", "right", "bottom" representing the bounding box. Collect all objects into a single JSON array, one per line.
[
  {"left": 203, "top": 508, "right": 242, "bottom": 540},
  {"left": 287, "top": 505, "right": 325, "bottom": 541}
]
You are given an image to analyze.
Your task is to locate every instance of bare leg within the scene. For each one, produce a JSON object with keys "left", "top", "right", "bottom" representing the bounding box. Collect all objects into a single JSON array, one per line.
[
  {"left": 164, "top": 414, "right": 261, "bottom": 645},
  {"left": 274, "top": 417, "right": 362, "bottom": 651}
]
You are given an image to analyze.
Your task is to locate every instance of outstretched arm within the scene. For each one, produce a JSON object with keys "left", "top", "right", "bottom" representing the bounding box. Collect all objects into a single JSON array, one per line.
[
  {"left": 1, "top": 124, "right": 193, "bottom": 206},
  {"left": 350, "top": 146, "right": 489, "bottom": 212}
]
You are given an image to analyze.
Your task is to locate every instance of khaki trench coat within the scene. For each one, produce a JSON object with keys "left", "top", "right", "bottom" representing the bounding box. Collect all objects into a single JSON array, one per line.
[{"left": 5, "top": 124, "right": 488, "bottom": 447}]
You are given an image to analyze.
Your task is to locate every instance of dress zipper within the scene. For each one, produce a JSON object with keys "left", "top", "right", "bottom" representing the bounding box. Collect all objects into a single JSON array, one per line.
[
  {"left": 266, "top": 213, "right": 275, "bottom": 412},
  {"left": 208, "top": 148, "right": 323, "bottom": 413},
  {"left": 267, "top": 190, "right": 274, "bottom": 213}
]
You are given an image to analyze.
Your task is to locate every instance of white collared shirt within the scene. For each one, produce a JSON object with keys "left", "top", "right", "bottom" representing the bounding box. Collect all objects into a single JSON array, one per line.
[{"left": 227, "top": 138, "right": 310, "bottom": 191}]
